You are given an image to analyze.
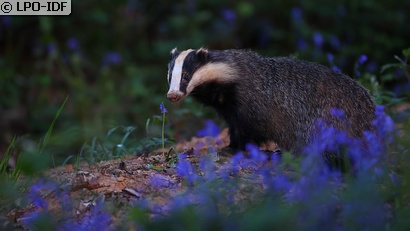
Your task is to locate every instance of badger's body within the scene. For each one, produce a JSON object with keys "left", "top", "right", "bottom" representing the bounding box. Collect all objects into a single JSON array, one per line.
[{"left": 167, "top": 48, "right": 375, "bottom": 153}]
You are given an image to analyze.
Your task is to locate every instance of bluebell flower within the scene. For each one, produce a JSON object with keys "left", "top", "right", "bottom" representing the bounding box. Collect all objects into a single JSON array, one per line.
[
  {"left": 46, "top": 42, "right": 56, "bottom": 54},
  {"left": 366, "top": 60, "right": 378, "bottom": 73},
  {"left": 372, "top": 105, "right": 394, "bottom": 138},
  {"left": 291, "top": 7, "right": 303, "bottom": 24},
  {"left": 150, "top": 174, "right": 170, "bottom": 188},
  {"left": 330, "top": 35, "right": 342, "bottom": 49},
  {"left": 229, "top": 152, "right": 244, "bottom": 174},
  {"left": 313, "top": 31, "right": 324, "bottom": 48},
  {"left": 55, "top": 190, "right": 72, "bottom": 212},
  {"left": 160, "top": 102, "right": 168, "bottom": 113},
  {"left": 28, "top": 180, "right": 56, "bottom": 210},
  {"left": 332, "top": 66, "right": 342, "bottom": 73},
  {"left": 354, "top": 54, "right": 368, "bottom": 77},
  {"left": 176, "top": 156, "right": 197, "bottom": 184},
  {"left": 176, "top": 159, "right": 192, "bottom": 177},
  {"left": 268, "top": 151, "right": 282, "bottom": 167},
  {"left": 341, "top": 183, "right": 386, "bottom": 231},
  {"left": 390, "top": 173, "right": 399, "bottom": 187},
  {"left": 357, "top": 54, "right": 368, "bottom": 65},
  {"left": 196, "top": 120, "right": 220, "bottom": 138},
  {"left": 77, "top": 201, "right": 111, "bottom": 230},
  {"left": 330, "top": 108, "right": 345, "bottom": 121},
  {"left": 327, "top": 53, "right": 335, "bottom": 64},
  {"left": 199, "top": 157, "right": 216, "bottom": 181},
  {"left": 297, "top": 38, "right": 308, "bottom": 51},
  {"left": 246, "top": 143, "right": 267, "bottom": 163},
  {"left": 221, "top": 8, "right": 236, "bottom": 24},
  {"left": 102, "top": 52, "right": 122, "bottom": 66},
  {"left": 271, "top": 174, "right": 292, "bottom": 193},
  {"left": 67, "top": 37, "right": 79, "bottom": 51}
]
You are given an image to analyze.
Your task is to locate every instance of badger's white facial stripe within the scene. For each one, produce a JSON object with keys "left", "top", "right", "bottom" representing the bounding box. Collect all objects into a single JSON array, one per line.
[
  {"left": 168, "top": 49, "right": 194, "bottom": 93},
  {"left": 186, "top": 62, "right": 237, "bottom": 95}
]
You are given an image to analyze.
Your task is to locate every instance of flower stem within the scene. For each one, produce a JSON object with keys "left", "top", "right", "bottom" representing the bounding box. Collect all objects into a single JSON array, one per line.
[{"left": 162, "top": 111, "right": 165, "bottom": 155}]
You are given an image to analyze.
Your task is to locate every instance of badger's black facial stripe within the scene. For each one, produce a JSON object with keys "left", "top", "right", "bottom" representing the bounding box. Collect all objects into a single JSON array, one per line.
[{"left": 179, "top": 50, "right": 208, "bottom": 93}]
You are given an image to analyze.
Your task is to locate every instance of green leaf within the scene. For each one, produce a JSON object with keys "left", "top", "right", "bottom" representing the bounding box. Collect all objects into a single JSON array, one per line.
[
  {"left": 107, "top": 126, "right": 119, "bottom": 136},
  {"left": 0, "top": 136, "right": 16, "bottom": 175},
  {"left": 380, "top": 63, "right": 401, "bottom": 74},
  {"left": 39, "top": 96, "right": 69, "bottom": 154},
  {"left": 145, "top": 118, "right": 151, "bottom": 134},
  {"left": 402, "top": 48, "right": 410, "bottom": 57}
]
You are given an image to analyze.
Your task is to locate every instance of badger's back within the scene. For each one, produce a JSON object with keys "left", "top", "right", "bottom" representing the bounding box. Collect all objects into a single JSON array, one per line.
[{"left": 167, "top": 48, "right": 376, "bottom": 152}]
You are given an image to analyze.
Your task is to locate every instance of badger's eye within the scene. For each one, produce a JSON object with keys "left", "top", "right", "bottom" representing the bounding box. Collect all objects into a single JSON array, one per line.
[{"left": 182, "top": 72, "right": 190, "bottom": 81}]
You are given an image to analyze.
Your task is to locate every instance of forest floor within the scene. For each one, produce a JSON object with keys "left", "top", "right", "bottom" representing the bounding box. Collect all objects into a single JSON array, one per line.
[{"left": 8, "top": 129, "right": 244, "bottom": 229}]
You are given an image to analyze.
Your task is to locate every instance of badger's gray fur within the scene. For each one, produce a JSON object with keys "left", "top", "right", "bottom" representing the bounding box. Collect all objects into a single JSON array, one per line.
[{"left": 166, "top": 48, "right": 376, "bottom": 155}]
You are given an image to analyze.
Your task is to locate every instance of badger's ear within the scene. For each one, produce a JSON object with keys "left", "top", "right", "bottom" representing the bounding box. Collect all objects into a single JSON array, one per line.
[
  {"left": 169, "top": 48, "right": 179, "bottom": 60},
  {"left": 196, "top": 47, "right": 209, "bottom": 62}
]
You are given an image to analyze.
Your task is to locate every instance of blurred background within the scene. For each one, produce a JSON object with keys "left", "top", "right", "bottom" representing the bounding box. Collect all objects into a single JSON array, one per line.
[{"left": 1, "top": 0, "right": 409, "bottom": 165}]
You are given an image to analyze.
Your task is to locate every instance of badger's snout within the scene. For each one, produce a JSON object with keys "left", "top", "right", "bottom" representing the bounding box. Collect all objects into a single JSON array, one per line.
[{"left": 167, "top": 91, "right": 185, "bottom": 102}]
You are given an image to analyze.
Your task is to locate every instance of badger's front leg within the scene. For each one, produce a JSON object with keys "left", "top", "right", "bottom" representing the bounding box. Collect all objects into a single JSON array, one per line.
[{"left": 216, "top": 126, "right": 245, "bottom": 155}]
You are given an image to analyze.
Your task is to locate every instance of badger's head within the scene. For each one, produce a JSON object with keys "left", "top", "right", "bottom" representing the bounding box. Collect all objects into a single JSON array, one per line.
[
  {"left": 167, "top": 48, "right": 209, "bottom": 102},
  {"left": 166, "top": 48, "right": 236, "bottom": 103}
]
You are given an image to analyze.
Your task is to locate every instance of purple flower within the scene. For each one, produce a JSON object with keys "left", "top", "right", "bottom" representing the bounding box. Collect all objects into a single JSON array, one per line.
[
  {"left": 55, "top": 190, "right": 72, "bottom": 212},
  {"left": 271, "top": 175, "right": 292, "bottom": 193},
  {"left": 330, "top": 35, "right": 341, "bottom": 49},
  {"left": 341, "top": 191, "right": 385, "bottom": 230},
  {"left": 327, "top": 53, "right": 335, "bottom": 64},
  {"left": 297, "top": 38, "right": 308, "bottom": 51},
  {"left": 176, "top": 159, "right": 193, "bottom": 177},
  {"left": 28, "top": 180, "right": 56, "bottom": 210},
  {"left": 221, "top": 8, "right": 236, "bottom": 24},
  {"left": 199, "top": 157, "right": 217, "bottom": 181},
  {"left": 229, "top": 152, "right": 245, "bottom": 174},
  {"left": 291, "top": 7, "right": 303, "bottom": 24},
  {"left": 366, "top": 60, "right": 378, "bottom": 73},
  {"left": 313, "top": 31, "right": 324, "bottom": 48},
  {"left": 246, "top": 143, "right": 267, "bottom": 163},
  {"left": 67, "top": 37, "right": 79, "bottom": 51},
  {"left": 160, "top": 102, "right": 168, "bottom": 113},
  {"left": 150, "top": 174, "right": 170, "bottom": 188},
  {"left": 196, "top": 120, "right": 220, "bottom": 138},
  {"left": 102, "top": 52, "right": 122, "bottom": 66},
  {"left": 357, "top": 54, "right": 368, "bottom": 65},
  {"left": 354, "top": 54, "right": 368, "bottom": 76},
  {"left": 332, "top": 66, "right": 342, "bottom": 73},
  {"left": 372, "top": 105, "right": 394, "bottom": 138},
  {"left": 75, "top": 201, "right": 111, "bottom": 230},
  {"left": 176, "top": 155, "right": 197, "bottom": 184},
  {"left": 390, "top": 173, "right": 399, "bottom": 187},
  {"left": 46, "top": 43, "right": 56, "bottom": 54},
  {"left": 330, "top": 108, "right": 345, "bottom": 121}
]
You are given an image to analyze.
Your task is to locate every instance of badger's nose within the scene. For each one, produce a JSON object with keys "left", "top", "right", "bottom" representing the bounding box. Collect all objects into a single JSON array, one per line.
[{"left": 167, "top": 91, "right": 184, "bottom": 102}]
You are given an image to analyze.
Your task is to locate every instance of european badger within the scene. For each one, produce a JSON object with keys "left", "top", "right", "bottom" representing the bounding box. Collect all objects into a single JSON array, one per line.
[{"left": 166, "top": 48, "right": 375, "bottom": 156}]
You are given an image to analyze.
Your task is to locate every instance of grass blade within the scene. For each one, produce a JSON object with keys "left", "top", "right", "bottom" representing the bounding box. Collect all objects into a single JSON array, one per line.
[{"left": 39, "top": 96, "right": 69, "bottom": 154}]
